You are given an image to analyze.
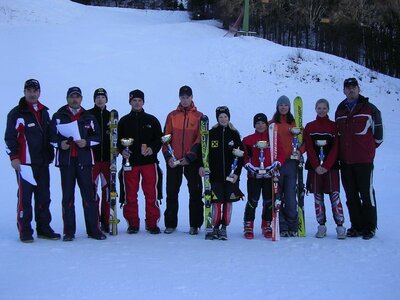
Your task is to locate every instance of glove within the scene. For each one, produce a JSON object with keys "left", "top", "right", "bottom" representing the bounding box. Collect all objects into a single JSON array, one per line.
[
  {"left": 245, "top": 162, "right": 259, "bottom": 177},
  {"left": 265, "top": 161, "right": 281, "bottom": 175}
]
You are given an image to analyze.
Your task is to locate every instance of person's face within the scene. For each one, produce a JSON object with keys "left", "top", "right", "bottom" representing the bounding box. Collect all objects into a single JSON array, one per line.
[
  {"left": 344, "top": 85, "right": 360, "bottom": 102},
  {"left": 316, "top": 102, "right": 329, "bottom": 118},
  {"left": 278, "top": 104, "right": 289, "bottom": 115},
  {"left": 24, "top": 87, "right": 40, "bottom": 104},
  {"left": 67, "top": 93, "right": 82, "bottom": 109},
  {"left": 179, "top": 95, "right": 193, "bottom": 108},
  {"left": 130, "top": 98, "right": 144, "bottom": 112},
  {"left": 255, "top": 121, "right": 267, "bottom": 133},
  {"left": 94, "top": 95, "right": 107, "bottom": 110},
  {"left": 218, "top": 113, "right": 229, "bottom": 127}
]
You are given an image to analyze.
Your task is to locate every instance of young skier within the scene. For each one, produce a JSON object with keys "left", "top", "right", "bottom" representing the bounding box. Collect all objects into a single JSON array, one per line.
[
  {"left": 269, "top": 96, "right": 300, "bottom": 237},
  {"left": 303, "top": 99, "right": 346, "bottom": 239},
  {"left": 242, "top": 113, "right": 283, "bottom": 239},
  {"left": 199, "top": 106, "right": 243, "bottom": 240}
]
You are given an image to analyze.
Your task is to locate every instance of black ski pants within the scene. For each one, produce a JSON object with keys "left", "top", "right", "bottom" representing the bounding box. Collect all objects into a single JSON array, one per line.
[
  {"left": 244, "top": 177, "right": 272, "bottom": 222},
  {"left": 164, "top": 162, "right": 203, "bottom": 229},
  {"left": 340, "top": 162, "right": 377, "bottom": 232},
  {"left": 60, "top": 158, "right": 101, "bottom": 236},
  {"left": 16, "top": 165, "right": 53, "bottom": 238}
]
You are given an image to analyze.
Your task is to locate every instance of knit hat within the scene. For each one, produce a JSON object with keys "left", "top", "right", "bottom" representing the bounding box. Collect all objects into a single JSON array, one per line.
[
  {"left": 93, "top": 88, "right": 108, "bottom": 102},
  {"left": 179, "top": 85, "right": 192, "bottom": 97},
  {"left": 67, "top": 87, "right": 82, "bottom": 98},
  {"left": 344, "top": 77, "right": 359, "bottom": 88},
  {"left": 253, "top": 113, "right": 268, "bottom": 128},
  {"left": 276, "top": 95, "right": 290, "bottom": 107},
  {"left": 129, "top": 89, "right": 145, "bottom": 103},
  {"left": 216, "top": 106, "right": 230, "bottom": 121},
  {"left": 24, "top": 79, "right": 40, "bottom": 90}
]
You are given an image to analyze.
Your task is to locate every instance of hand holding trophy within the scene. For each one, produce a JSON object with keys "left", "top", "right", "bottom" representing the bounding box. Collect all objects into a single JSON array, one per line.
[
  {"left": 315, "top": 140, "right": 327, "bottom": 165},
  {"left": 289, "top": 127, "right": 301, "bottom": 160},
  {"left": 161, "top": 134, "right": 180, "bottom": 167},
  {"left": 121, "top": 138, "right": 134, "bottom": 169},
  {"left": 226, "top": 148, "right": 244, "bottom": 182},
  {"left": 256, "top": 141, "right": 268, "bottom": 174}
]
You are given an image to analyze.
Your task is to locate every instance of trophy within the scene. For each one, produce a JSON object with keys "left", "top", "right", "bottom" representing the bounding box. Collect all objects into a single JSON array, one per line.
[
  {"left": 256, "top": 141, "right": 268, "bottom": 174},
  {"left": 120, "top": 138, "right": 134, "bottom": 169},
  {"left": 315, "top": 140, "right": 327, "bottom": 165},
  {"left": 289, "top": 127, "right": 301, "bottom": 160},
  {"left": 161, "top": 134, "right": 180, "bottom": 166},
  {"left": 226, "top": 148, "right": 244, "bottom": 182}
]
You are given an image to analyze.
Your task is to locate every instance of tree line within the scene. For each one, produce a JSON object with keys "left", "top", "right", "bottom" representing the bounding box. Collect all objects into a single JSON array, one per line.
[{"left": 72, "top": 0, "right": 400, "bottom": 78}]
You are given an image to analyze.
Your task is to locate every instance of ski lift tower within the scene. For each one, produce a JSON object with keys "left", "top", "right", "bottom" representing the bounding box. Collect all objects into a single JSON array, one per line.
[{"left": 237, "top": 0, "right": 257, "bottom": 36}]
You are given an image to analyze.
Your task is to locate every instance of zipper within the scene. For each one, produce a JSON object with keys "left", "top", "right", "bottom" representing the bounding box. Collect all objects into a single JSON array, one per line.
[
  {"left": 222, "top": 126, "right": 225, "bottom": 178},
  {"left": 181, "top": 110, "right": 187, "bottom": 159},
  {"left": 100, "top": 110, "right": 104, "bottom": 162}
]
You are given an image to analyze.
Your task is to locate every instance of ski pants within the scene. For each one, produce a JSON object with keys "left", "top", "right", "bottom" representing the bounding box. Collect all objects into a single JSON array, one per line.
[
  {"left": 340, "top": 162, "right": 377, "bottom": 232},
  {"left": 314, "top": 192, "right": 344, "bottom": 226},
  {"left": 278, "top": 159, "right": 298, "bottom": 232},
  {"left": 93, "top": 161, "right": 111, "bottom": 228},
  {"left": 211, "top": 202, "right": 232, "bottom": 227},
  {"left": 122, "top": 163, "right": 160, "bottom": 229},
  {"left": 244, "top": 177, "right": 272, "bottom": 222},
  {"left": 164, "top": 162, "right": 203, "bottom": 229},
  {"left": 60, "top": 159, "right": 101, "bottom": 236},
  {"left": 16, "top": 165, "right": 53, "bottom": 238}
]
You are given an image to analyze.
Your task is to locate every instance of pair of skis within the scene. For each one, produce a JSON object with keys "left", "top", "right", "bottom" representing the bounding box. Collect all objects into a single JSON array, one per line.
[
  {"left": 200, "top": 115, "right": 213, "bottom": 239},
  {"left": 109, "top": 109, "right": 120, "bottom": 235}
]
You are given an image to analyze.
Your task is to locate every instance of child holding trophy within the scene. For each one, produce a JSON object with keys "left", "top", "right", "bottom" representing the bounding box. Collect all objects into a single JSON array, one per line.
[
  {"left": 269, "top": 95, "right": 301, "bottom": 237},
  {"left": 242, "top": 113, "right": 284, "bottom": 239},
  {"left": 199, "top": 106, "right": 244, "bottom": 240},
  {"left": 303, "top": 98, "right": 346, "bottom": 239}
]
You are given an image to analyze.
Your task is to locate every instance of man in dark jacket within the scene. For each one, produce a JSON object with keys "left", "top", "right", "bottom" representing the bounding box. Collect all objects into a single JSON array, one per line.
[
  {"left": 335, "top": 77, "right": 383, "bottom": 240},
  {"left": 87, "top": 88, "right": 111, "bottom": 233},
  {"left": 50, "top": 87, "right": 106, "bottom": 241},
  {"left": 5, "top": 79, "right": 60, "bottom": 243},
  {"left": 117, "top": 89, "right": 163, "bottom": 234}
]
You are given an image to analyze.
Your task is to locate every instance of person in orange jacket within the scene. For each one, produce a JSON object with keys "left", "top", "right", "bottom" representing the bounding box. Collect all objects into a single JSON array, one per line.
[
  {"left": 269, "top": 95, "right": 300, "bottom": 237},
  {"left": 162, "top": 86, "right": 203, "bottom": 235}
]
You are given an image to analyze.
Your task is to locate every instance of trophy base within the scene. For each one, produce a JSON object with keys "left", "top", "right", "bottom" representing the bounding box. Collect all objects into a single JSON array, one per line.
[
  {"left": 226, "top": 176, "right": 234, "bottom": 182},
  {"left": 123, "top": 165, "right": 132, "bottom": 171},
  {"left": 258, "top": 169, "right": 266, "bottom": 175}
]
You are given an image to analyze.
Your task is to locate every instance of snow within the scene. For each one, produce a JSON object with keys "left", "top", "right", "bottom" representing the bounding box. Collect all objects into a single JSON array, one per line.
[{"left": 1, "top": 0, "right": 400, "bottom": 299}]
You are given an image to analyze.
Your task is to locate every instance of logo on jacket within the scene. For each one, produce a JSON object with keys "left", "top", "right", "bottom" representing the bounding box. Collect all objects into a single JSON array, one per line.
[{"left": 211, "top": 140, "right": 219, "bottom": 148}]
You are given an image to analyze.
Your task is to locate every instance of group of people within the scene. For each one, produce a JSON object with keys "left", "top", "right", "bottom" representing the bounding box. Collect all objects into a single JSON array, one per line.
[{"left": 5, "top": 78, "right": 383, "bottom": 243}]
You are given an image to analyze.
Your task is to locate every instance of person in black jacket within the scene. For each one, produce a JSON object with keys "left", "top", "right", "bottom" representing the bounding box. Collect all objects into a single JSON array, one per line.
[
  {"left": 50, "top": 87, "right": 106, "bottom": 241},
  {"left": 117, "top": 89, "right": 163, "bottom": 234},
  {"left": 87, "top": 88, "right": 111, "bottom": 233},
  {"left": 5, "top": 79, "right": 60, "bottom": 243},
  {"left": 199, "top": 106, "right": 243, "bottom": 240}
]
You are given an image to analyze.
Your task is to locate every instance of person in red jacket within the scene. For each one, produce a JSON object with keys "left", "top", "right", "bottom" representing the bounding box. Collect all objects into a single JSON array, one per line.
[
  {"left": 162, "top": 85, "right": 203, "bottom": 235},
  {"left": 242, "top": 113, "right": 284, "bottom": 239},
  {"left": 304, "top": 99, "right": 346, "bottom": 239},
  {"left": 335, "top": 78, "right": 383, "bottom": 240}
]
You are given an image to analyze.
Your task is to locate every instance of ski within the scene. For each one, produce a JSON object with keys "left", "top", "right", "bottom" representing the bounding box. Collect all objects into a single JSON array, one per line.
[
  {"left": 269, "top": 123, "right": 280, "bottom": 241},
  {"left": 294, "top": 96, "right": 306, "bottom": 237},
  {"left": 109, "top": 109, "right": 120, "bottom": 235},
  {"left": 200, "top": 115, "right": 213, "bottom": 239}
]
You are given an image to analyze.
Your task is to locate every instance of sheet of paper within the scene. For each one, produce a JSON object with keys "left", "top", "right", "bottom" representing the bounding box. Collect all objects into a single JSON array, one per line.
[
  {"left": 20, "top": 165, "right": 37, "bottom": 186},
  {"left": 56, "top": 120, "right": 81, "bottom": 141}
]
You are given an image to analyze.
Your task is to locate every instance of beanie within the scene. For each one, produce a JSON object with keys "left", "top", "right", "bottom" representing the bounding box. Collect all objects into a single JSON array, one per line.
[
  {"left": 216, "top": 106, "right": 230, "bottom": 121},
  {"left": 129, "top": 89, "right": 145, "bottom": 103},
  {"left": 343, "top": 77, "right": 359, "bottom": 88},
  {"left": 276, "top": 95, "right": 291, "bottom": 107},
  {"left": 179, "top": 85, "right": 192, "bottom": 97},
  {"left": 24, "top": 79, "right": 40, "bottom": 90},
  {"left": 93, "top": 88, "right": 108, "bottom": 102},
  {"left": 253, "top": 113, "right": 268, "bottom": 128}
]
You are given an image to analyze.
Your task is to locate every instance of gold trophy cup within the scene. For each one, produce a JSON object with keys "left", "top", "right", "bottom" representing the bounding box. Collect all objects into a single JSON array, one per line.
[
  {"left": 256, "top": 141, "right": 268, "bottom": 174},
  {"left": 226, "top": 148, "right": 244, "bottom": 182},
  {"left": 121, "top": 138, "right": 134, "bottom": 168},
  {"left": 161, "top": 134, "right": 180, "bottom": 166}
]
